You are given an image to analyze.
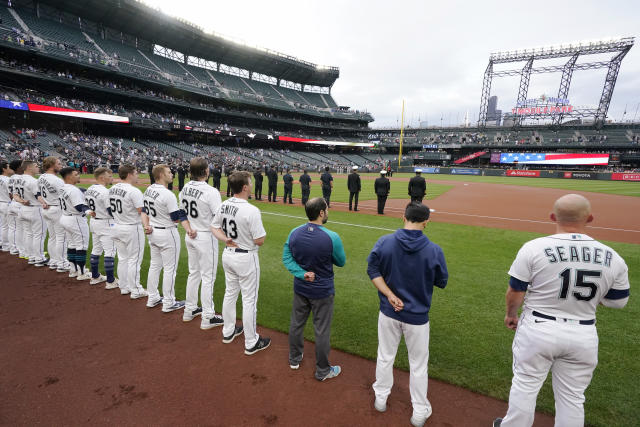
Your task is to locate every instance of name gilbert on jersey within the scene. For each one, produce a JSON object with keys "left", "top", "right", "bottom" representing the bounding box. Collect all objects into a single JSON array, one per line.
[
  {"left": 181, "top": 187, "right": 203, "bottom": 200},
  {"left": 544, "top": 245, "right": 613, "bottom": 267}
]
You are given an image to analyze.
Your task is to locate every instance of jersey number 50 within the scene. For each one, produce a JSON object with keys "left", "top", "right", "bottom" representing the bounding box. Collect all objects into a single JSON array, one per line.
[
  {"left": 110, "top": 198, "right": 123, "bottom": 214},
  {"left": 558, "top": 268, "right": 600, "bottom": 302}
]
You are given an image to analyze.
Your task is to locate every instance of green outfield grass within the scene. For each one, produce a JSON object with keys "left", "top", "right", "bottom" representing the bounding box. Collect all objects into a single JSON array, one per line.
[{"left": 73, "top": 198, "right": 638, "bottom": 427}]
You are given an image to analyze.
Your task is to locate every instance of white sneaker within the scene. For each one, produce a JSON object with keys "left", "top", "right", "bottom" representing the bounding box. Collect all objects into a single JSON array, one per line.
[
  {"left": 48, "top": 263, "right": 58, "bottom": 270},
  {"left": 76, "top": 272, "right": 92, "bottom": 281},
  {"left": 120, "top": 288, "right": 131, "bottom": 295},
  {"left": 105, "top": 279, "right": 119, "bottom": 290},
  {"left": 374, "top": 397, "right": 387, "bottom": 413},
  {"left": 68, "top": 270, "right": 78, "bottom": 278},
  {"left": 90, "top": 275, "right": 107, "bottom": 285},
  {"left": 130, "top": 289, "right": 148, "bottom": 300},
  {"left": 410, "top": 407, "right": 433, "bottom": 427}
]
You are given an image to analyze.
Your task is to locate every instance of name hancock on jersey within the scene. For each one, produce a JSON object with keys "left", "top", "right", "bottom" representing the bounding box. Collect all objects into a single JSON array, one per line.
[{"left": 544, "top": 245, "right": 613, "bottom": 267}]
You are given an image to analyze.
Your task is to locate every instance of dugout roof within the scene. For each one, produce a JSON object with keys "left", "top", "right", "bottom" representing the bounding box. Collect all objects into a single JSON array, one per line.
[{"left": 30, "top": 0, "right": 340, "bottom": 87}]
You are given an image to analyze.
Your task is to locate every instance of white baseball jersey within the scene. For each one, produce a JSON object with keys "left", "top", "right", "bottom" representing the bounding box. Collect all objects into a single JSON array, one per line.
[
  {"left": 211, "top": 197, "right": 266, "bottom": 251},
  {"left": 108, "top": 183, "right": 143, "bottom": 225},
  {"left": 0, "top": 175, "right": 10, "bottom": 202},
  {"left": 38, "top": 173, "right": 65, "bottom": 206},
  {"left": 21, "top": 175, "right": 41, "bottom": 205},
  {"left": 85, "top": 184, "right": 112, "bottom": 219},
  {"left": 179, "top": 181, "right": 222, "bottom": 231},
  {"left": 59, "top": 184, "right": 86, "bottom": 216},
  {"left": 509, "top": 233, "right": 630, "bottom": 320},
  {"left": 11, "top": 175, "right": 25, "bottom": 200},
  {"left": 143, "top": 184, "right": 180, "bottom": 228}
]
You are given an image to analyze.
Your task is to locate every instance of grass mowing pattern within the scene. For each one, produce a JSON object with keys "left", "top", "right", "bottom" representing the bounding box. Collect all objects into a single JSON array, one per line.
[{"left": 72, "top": 175, "right": 637, "bottom": 425}]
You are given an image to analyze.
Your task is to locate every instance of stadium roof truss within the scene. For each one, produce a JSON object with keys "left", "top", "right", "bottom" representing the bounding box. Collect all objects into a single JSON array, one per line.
[
  {"left": 21, "top": 0, "right": 340, "bottom": 88},
  {"left": 478, "top": 37, "right": 634, "bottom": 128}
]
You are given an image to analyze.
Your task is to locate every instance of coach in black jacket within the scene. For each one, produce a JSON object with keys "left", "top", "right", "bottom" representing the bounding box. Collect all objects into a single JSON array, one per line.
[
  {"left": 408, "top": 169, "right": 426, "bottom": 203},
  {"left": 254, "top": 168, "right": 264, "bottom": 200},
  {"left": 374, "top": 170, "right": 390, "bottom": 214},
  {"left": 267, "top": 165, "right": 278, "bottom": 202},
  {"left": 347, "top": 165, "right": 361, "bottom": 211}
]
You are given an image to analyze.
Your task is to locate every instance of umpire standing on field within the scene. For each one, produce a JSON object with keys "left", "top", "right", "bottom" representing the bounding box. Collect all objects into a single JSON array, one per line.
[
  {"left": 299, "top": 170, "right": 311, "bottom": 205},
  {"left": 283, "top": 197, "right": 346, "bottom": 381},
  {"left": 267, "top": 165, "right": 278, "bottom": 202},
  {"left": 320, "top": 167, "right": 333, "bottom": 207},
  {"left": 374, "top": 170, "right": 390, "bottom": 215},
  {"left": 347, "top": 165, "right": 361, "bottom": 211},
  {"left": 408, "top": 169, "right": 426, "bottom": 203}
]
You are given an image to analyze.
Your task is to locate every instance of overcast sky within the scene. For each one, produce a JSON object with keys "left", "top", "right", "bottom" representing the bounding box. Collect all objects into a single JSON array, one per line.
[{"left": 147, "top": 0, "right": 639, "bottom": 128}]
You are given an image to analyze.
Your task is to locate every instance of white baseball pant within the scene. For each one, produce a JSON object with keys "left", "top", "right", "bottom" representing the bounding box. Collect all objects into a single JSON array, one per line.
[
  {"left": 60, "top": 214, "right": 90, "bottom": 250},
  {"left": 0, "top": 201, "right": 9, "bottom": 251},
  {"left": 501, "top": 309, "right": 598, "bottom": 427},
  {"left": 146, "top": 227, "right": 180, "bottom": 309},
  {"left": 90, "top": 219, "right": 116, "bottom": 257},
  {"left": 7, "top": 203, "right": 22, "bottom": 254},
  {"left": 185, "top": 231, "right": 219, "bottom": 320},
  {"left": 112, "top": 223, "right": 146, "bottom": 294},
  {"left": 221, "top": 248, "right": 260, "bottom": 349},
  {"left": 17, "top": 205, "right": 30, "bottom": 257},
  {"left": 21, "top": 206, "right": 46, "bottom": 262},
  {"left": 373, "top": 312, "right": 432, "bottom": 421},
  {"left": 42, "top": 205, "right": 67, "bottom": 267}
]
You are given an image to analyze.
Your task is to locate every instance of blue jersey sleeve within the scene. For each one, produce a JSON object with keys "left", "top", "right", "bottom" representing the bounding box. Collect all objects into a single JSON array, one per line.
[
  {"left": 434, "top": 247, "right": 449, "bottom": 289},
  {"left": 366, "top": 239, "right": 383, "bottom": 280}
]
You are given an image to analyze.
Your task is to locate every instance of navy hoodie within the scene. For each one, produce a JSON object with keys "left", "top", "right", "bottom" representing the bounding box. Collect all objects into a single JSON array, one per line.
[{"left": 367, "top": 229, "right": 448, "bottom": 325}]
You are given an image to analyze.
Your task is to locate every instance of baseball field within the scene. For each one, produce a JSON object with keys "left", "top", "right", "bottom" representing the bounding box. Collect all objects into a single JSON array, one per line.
[{"left": 2, "top": 173, "right": 638, "bottom": 426}]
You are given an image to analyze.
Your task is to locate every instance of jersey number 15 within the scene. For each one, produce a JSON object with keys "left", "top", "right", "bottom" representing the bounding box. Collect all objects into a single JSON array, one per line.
[{"left": 558, "top": 268, "right": 600, "bottom": 302}]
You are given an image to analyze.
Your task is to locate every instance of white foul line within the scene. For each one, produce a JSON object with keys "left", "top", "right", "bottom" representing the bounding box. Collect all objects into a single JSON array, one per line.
[{"left": 261, "top": 211, "right": 395, "bottom": 232}]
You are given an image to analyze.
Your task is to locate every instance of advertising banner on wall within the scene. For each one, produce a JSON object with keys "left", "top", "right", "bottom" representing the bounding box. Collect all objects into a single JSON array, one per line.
[
  {"left": 416, "top": 167, "right": 441, "bottom": 174},
  {"left": 611, "top": 173, "right": 640, "bottom": 181},
  {"left": 450, "top": 168, "right": 481, "bottom": 175},
  {"left": 506, "top": 170, "right": 541, "bottom": 177}
]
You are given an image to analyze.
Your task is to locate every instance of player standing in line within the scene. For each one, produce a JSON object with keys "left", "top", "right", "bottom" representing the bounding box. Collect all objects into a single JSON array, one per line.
[
  {"left": 211, "top": 171, "right": 270, "bottom": 354},
  {"left": 179, "top": 157, "right": 224, "bottom": 328},
  {"left": 109, "top": 164, "right": 148, "bottom": 299},
  {"left": 6, "top": 160, "right": 23, "bottom": 256},
  {"left": 85, "top": 167, "right": 118, "bottom": 288},
  {"left": 299, "top": 170, "right": 311, "bottom": 205},
  {"left": 320, "top": 167, "right": 333, "bottom": 208},
  {"left": 38, "top": 157, "right": 69, "bottom": 271},
  {"left": 12, "top": 161, "right": 47, "bottom": 265},
  {"left": 0, "top": 161, "right": 14, "bottom": 251},
  {"left": 494, "top": 194, "right": 630, "bottom": 427},
  {"left": 58, "top": 167, "right": 92, "bottom": 280},
  {"left": 10, "top": 163, "right": 29, "bottom": 259},
  {"left": 142, "top": 164, "right": 196, "bottom": 312}
]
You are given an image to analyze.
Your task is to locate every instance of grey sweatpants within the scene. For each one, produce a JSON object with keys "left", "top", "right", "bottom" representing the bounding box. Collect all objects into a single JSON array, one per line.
[{"left": 288, "top": 292, "right": 334, "bottom": 380}]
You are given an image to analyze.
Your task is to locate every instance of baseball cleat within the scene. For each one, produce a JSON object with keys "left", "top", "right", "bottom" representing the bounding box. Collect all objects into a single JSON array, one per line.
[
  {"left": 289, "top": 354, "right": 303, "bottom": 370},
  {"left": 130, "top": 289, "right": 149, "bottom": 300},
  {"left": 183, "top": 307, "right": 203, "bottom": 322},
  {"left": 222, "top": 326, "right": 244, "bottom": 343},
  {"left": 90, "top": 275, "right": 107, "bottom": 285},
  {"left": 9, "top": 250, "right": 18, "bottom": 254},
  {"left": 77, "top": 272, "right": 92, "bottom": 281},
  {"left": 162, "top": 301, "right": 186, "bottom": 312},
  {"left": 320, "top": 365, "right": 341, "bottom": 381},
  {"left": 68, "top": 270, "right": 78, "bottom": 278},
  {"left": 410, "top": 407, "right": 432, "bottom": 427},
  {"left": 493, "top": 418, "right": 503, "bottom": 427},
  {"left": 56, "top": 267, "right": 70, "bottom": 272},
  {"left": 245, "top": 336, "right": 271, "bottom": 355},
  {"left": 28, "top": 259, "right": 36, "bottom": 264},
  {"left": 120, "top": 289, "right": 131, "bottom": 295},
  {"left": 200, "top": 314, "right": 224, "bottom": 330},
  {"left": 48, "top": 263, "right": 59, "bottom": 270},
  {"left": 34, "top": 259, "right": 49, "bottom": 267},
  {"left": 146, "top": 298, "right": 163, "bottom": 308},
  {"left": 105, "top": 280, "right": 119, "bottom": 290},
  {"left": 374, "top": 397, "right": 387, "bottom": 413}
]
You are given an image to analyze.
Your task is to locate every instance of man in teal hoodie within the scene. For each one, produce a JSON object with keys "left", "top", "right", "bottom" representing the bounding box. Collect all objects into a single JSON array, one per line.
[
  {"left": 367, "top": 202, "right": 448, "bottom": 427},
  {"left": 282, "top": 197, "right": 346, "bottom": 381}
]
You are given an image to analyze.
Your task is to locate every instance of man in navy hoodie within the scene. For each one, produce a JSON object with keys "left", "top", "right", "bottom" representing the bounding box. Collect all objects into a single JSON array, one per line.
[
  {"left": 283, "top": 197, "right": 346, "bottom": 381},
  {"left": 367, "top": 202, "right": 448, "bottom": 427}
]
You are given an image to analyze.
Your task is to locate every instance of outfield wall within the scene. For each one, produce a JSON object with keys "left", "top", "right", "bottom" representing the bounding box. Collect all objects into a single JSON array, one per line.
[{"left": 398, "top": 166, "right": 640, "bottom": 181}]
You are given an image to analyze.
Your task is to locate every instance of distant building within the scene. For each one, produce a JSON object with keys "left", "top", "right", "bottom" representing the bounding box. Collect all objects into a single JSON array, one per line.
[{"left": 487, "top": 96, "right": 502, "bottom": 125}]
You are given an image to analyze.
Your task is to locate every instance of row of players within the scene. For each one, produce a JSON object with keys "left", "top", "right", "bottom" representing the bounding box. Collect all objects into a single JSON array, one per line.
[{"left": 0, "top": 157, "right": 270, "bottom": 354}]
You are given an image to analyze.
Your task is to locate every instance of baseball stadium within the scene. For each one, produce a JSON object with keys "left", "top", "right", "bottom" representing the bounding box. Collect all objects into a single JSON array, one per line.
[{"left": 0, "top": 0, "right": 638, "bottom": 426}]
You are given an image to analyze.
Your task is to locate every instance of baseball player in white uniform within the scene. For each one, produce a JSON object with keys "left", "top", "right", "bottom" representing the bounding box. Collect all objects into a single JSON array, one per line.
[
  {"left": 9, "top": 163, "right": 27, "bottom": 259},
  {"left": 211, "top": 171, "right": 270, "bottom": 355},
  {"left": 179, "top": 157, "right": 223, "bottom": 328},
  {"left": 12, "top": 161, "right": 47, "bottom": 265},
  {"left": 85, "top": 167, "right": 117, "bottom": 288},
  {"left": 58, "top": 167, "right": 92, "bottom": 281},
  {"left": 0, "top": 160, "right": 13, "bottom": 251},
  {"left": 109, "top": 164, "right": 148, "bottom": 299},
  {"left": 6, "top": 160, "right": 23, "bottom": 255},
  {"left": 142, "top": 164, "right": 195, "bottom": 312},
  {"left": 38, "top": 157, "right": 68, "bottom": 271},
  {"left": 494, "top": 194, "right": 630, "bottom": 427}
]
